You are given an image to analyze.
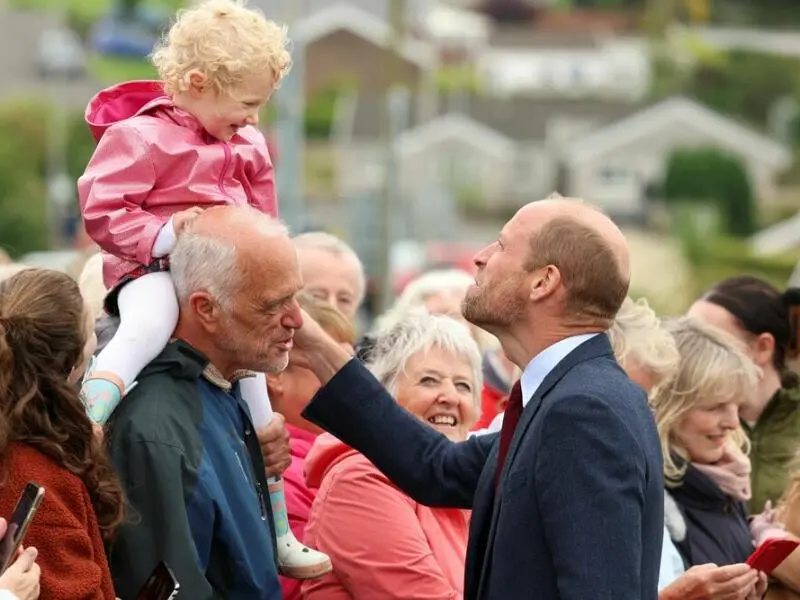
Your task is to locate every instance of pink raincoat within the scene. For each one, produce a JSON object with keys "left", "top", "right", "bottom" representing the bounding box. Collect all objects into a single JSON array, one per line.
[
  {"left": 78, "top": 80, "right": 278, "bottom": 290},
  {"left": 302, "top": 433, "right": 470, "bottom": 599}
]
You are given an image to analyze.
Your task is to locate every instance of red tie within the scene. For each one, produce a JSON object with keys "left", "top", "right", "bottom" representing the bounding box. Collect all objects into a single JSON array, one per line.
[{"left": 495, "top": 381, "right": 523, "bottom": 488}]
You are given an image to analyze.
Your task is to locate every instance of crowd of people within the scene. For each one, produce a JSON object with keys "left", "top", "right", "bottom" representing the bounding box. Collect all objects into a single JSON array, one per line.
[
  {"left": 0, "top": 0, "right": 798, "bottom": 598},
  {"left": 1, "top": 199, "right": 799, "bottom": 599}
]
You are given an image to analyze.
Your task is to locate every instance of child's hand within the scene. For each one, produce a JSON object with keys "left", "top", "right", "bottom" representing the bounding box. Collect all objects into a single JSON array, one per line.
[{"left": 173, "top": 207, "right": 204, "bottom": 235}]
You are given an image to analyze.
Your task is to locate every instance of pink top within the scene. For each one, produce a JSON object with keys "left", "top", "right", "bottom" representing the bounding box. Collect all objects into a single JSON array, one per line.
[
  {"left": 77, "top": 80, "right": 278, "bottom": 290},
  {"left": 281, "top": 424, "right": 320, "bottom": 600},
  {"left": 302, "top": 433, "right": 470, "bottom": 600}
]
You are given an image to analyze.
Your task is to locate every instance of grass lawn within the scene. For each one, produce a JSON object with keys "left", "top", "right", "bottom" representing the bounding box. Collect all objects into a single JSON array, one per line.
[
  {"left": 9, "top": 0, "right": 182, "bottom": 17},
  {"left": 88, "top": 54, "right": 156, "bottom": 83}
]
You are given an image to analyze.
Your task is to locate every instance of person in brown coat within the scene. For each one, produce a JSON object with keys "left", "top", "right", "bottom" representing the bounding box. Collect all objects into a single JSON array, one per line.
[{"left": 0, "top": 268, "right": 124, "bottom": 599}]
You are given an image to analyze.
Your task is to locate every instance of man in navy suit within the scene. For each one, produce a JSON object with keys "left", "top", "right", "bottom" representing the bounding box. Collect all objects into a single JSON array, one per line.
[{"left": 295, "top": 197, "right": 664, "bottom": 600}]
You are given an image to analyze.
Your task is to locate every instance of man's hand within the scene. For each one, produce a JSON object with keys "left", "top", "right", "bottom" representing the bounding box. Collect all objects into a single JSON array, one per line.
[
  {"left": 746, "top": 571, "right": 767, "bottom": 600},
  {"left": 292, "top": 309, "right": 354, "bottom": 385},
  {"left": 292, "top": 308, "right": 329, "bottom": 354},
  {"left": 257, "top": 413, "right": 291, "bottom": 478},
  {"left": 0, "top": 546, "right": 40, "bottom": 600},
  {"left": 659, "top": 564, "right": 760, "bottom": 600}
]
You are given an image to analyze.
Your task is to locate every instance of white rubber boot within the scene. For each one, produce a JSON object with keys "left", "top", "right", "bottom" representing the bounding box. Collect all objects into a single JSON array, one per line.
[
  {"left": 268, "top": 476, "right": 333, "bottom": 579},
  {"left": 240, "top": 374, "right": 332, "bottom": 580}
]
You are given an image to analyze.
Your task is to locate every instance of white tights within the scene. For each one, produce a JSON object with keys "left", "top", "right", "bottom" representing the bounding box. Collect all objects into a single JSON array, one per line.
[{"left": 94, "top": 271, "right": 274, "bottom": 425}]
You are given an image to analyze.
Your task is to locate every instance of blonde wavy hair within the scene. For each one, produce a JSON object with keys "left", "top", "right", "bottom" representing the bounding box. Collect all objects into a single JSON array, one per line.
[
  {"left": 77, "top": 253, "right": 107, "bottom": 320},
  {"left": 151, "top": 0, "right": 292, "bottom": 97},
  {"left": 608, "top": 296, "right": 679, "bottom": 391},
  {"left": 651, "top": 316, "right": 759, "bottom": 486}
]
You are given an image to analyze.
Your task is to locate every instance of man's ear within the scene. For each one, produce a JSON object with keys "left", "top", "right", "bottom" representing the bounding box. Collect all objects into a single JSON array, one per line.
[
  {"left": 529, "top": 265, "right": 561, "bottom": 302},
  {"left": 189, "top": 292, "right": 221, "bottom": 332}
]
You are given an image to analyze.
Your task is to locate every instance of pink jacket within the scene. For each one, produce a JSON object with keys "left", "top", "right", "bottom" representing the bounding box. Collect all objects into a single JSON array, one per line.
[
  {"left": 302, "top": 433, "right": 470, "bottom": 600},
  {"left": 77, "top": 80, "right": 278, "bottom": 290},
  {"left": 281, "top": 425, "right": 320, "bottom": 600}
]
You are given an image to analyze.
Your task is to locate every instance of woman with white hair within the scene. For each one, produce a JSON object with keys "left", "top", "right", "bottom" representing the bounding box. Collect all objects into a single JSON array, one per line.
[{"left": 302, "top": 312, "right": 482, "bottom": 599}]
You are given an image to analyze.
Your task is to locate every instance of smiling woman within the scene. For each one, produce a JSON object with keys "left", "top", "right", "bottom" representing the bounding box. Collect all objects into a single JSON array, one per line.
[
  {"left": 367, "top": 310, "right": 483, "bottom": 440},
  {"left": 301, "top": 312, "right": 482, "bottom": 599},
  {"left": 652, "top": 316, "right": 762, "bottom": 570}
]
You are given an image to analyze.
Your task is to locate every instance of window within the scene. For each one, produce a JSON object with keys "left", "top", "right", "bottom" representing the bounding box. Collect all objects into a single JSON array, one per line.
[{"left": 598, "top": 166, "right": 630, "bottom": 185}]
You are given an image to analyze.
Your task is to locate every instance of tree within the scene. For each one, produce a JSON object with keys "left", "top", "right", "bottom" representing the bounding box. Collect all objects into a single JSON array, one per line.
[
  {"left": 0, "top": 100, "right": 95, "bottom": 258},
  {"left": 663, "top": 147, "right": 757, "bottom": 237}
]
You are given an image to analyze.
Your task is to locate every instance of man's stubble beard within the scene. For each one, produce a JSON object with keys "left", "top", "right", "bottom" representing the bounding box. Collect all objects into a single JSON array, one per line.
[
  {"left": 215, "top": 324, "right": 289, "bottom": 375},
  {"left": 462, "top": 282, "right": 526, "bottom": 331}
]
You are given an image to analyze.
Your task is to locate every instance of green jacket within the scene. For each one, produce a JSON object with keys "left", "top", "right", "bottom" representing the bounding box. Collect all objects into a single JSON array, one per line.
[{"left": 744, "top": 385, "right": 800, "bottom": 514}]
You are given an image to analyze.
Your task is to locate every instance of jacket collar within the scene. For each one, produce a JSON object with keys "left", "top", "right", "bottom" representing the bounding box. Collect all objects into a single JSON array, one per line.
[{"left": 141, "top": 339, "right": 257, "bottom": 391}]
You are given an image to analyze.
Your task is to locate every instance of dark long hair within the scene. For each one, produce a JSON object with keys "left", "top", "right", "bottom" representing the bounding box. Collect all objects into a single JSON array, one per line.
[
  {"left": 703, "top": 275, "right": 800, "bottom": 389},
  {"left": 0, "top": 268, "right": 124, "bottom": 541}
]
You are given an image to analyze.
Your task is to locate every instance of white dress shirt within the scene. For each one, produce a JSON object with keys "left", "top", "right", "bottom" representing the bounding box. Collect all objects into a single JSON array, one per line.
[{"left": 472, "top": 333, "right": 599, "bottom": 436}]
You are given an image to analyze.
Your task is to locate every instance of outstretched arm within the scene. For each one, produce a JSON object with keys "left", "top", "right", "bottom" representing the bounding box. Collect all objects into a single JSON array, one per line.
[{"left": 298, "top": 317, "right": 494, "bottom": 509}]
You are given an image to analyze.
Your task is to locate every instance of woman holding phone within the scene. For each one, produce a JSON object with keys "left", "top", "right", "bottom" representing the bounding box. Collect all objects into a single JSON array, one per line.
[
  {"left": 0, "top": 269, "right": 124, "bottom": 599},
  {"left": 0, "top": 517, "right": 40, "bottom": 600}
]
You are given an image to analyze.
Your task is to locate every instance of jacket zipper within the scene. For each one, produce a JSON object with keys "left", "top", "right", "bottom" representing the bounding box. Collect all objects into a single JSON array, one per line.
[
  {"left": 218, "top": 143, "right": 232, "bottom": 199},
  {"left": 234, "top": 450, "right": 251, "bottom": 485}
]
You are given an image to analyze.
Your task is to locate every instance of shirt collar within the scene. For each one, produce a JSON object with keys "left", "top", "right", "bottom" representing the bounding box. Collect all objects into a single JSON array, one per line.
[{"left": 520, "top": 333, "right": 599, "bottom": 406}]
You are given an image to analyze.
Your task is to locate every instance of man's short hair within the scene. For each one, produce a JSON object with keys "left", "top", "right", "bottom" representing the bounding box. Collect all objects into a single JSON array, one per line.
[
  {"left": 525, "top": 216, "right": 628, "bottom": 323},
  {"left": 171, "top": 207, "right": 287, "bottom": 308}
]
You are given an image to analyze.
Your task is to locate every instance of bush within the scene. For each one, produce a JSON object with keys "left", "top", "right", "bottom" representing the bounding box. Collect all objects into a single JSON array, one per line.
[
  {"left": 0, "top": 99, "right": 95, "bottom": 257},
  {"left": 676, "top": 214, "right": 799, "bottom": 298},
  {"left": 663, "top": 147, "right": 757, "bottom": 237},
  {"left": 303, "top": 81, "right": 355, "bottom": 140}
]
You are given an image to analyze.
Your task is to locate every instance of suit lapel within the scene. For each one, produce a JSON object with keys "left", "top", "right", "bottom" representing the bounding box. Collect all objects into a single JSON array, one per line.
[{"left": 467, "top": 335, "right": 616, "bottom": 600}]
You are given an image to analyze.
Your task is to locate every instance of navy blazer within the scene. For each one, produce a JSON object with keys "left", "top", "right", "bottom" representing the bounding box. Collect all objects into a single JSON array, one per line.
[{"left": 302, "top": 334, "right": 664, "bottom": 600}]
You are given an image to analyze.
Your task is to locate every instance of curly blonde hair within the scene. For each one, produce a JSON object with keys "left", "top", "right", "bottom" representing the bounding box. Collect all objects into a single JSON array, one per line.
[
  {"left": 651, "top": 316, "right": 759, "bottom": 485},
  {"left": 151, "top": 0, "right": 291, "bottom": 97}
]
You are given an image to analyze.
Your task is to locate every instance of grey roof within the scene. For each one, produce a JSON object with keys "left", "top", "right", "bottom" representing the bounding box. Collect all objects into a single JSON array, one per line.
[
  {"left": 348, "top": 93, "right": 645, "bottom": 141},
  {"left": 251, "top": 0, "right": 433, "bottom": 26},
  {"left": 488, "top": 26, "right": 603, "bottom": 49}
]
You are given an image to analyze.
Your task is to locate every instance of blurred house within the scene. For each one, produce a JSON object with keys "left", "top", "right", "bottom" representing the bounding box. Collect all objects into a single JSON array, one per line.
[
  {"left": 476, "top": 28, "right": 650, "bottom": 99},
  {"left": 292, "top": 3, "right": 435, "bottom": 95},
  {"left": 751, "top": 211, "right": 800, "bottom": 255},
  {"left": 334, "top": 93, "right": 790, "bottom": 222},
  {"left": 561, "top": 97, "right": 791, "bottom": 218}
]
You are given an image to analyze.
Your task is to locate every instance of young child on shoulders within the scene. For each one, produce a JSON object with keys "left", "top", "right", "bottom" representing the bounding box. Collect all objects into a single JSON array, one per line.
[{"left": 78, "top": 0, "right": 330, "bottom": 579}]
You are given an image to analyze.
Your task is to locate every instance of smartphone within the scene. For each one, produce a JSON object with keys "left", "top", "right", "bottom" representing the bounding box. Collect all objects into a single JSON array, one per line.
[
  {"left": 747, "top": 538, "right": 800, "bottom": 574},
  {"left": 0, "top": 483, "right": 45, "bottom": 574},
  {"left": 135, "top": 561, "right": 180, "bottom": 600}
]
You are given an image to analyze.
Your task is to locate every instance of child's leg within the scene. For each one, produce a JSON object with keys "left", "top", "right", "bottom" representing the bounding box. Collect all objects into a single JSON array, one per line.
[
  {"left": 239, "top": 375, "right": 333, "bottom": 580},
  {"left": 82, "top": 272, "right": 179, "bottom": 424}
]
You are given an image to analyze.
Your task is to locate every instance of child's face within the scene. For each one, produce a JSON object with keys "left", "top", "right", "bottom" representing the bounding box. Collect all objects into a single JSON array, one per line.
[{"left": 189, "top": 71, "right": 275, "bottom": 141}]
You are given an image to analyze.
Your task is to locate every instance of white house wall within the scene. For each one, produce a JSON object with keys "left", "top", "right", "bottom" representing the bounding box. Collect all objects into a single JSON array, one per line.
[{"left": 568, "top": 124, "right": 781, "bottom": 217}]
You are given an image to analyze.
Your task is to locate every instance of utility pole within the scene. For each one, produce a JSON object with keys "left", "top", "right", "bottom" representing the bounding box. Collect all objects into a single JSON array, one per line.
[
  {"left": 275, "top": 0, "right": 306, "bottom": 233},
  {"left": 376, "top": 0, "right": 405, "bottom": 315},
  {"left": 46, "top": 0, "right": 76, "bottom": 250}
]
